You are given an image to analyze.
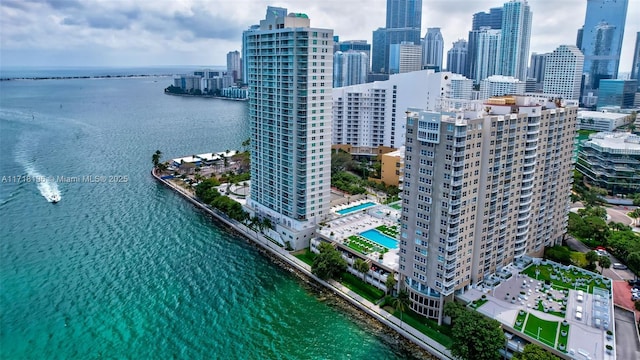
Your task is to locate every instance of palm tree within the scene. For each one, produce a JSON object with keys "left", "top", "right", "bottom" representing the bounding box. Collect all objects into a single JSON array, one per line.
[
  {"left": 152, "top": 150, "right": 162, "bottom": 167},
  {"left": 392, "top": 290, "right": 411, "bottom": 327},
  {"left": 354, "top": 258, "right": 369, "bottom": 282},
  {"left": 261, "top": 218, "right": 273, "bottom": 231},
  {"left": 385, "top": 274, "right": 397, "bottom": 296}
]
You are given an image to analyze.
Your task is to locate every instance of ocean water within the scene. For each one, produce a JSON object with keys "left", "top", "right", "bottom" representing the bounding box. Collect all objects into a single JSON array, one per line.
[{"left": 0, "top": 73, "right": 416, "bottom": 359}]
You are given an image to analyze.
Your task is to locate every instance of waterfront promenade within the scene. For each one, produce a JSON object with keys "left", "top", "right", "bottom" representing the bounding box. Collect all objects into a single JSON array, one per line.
[{"left": 152, "top": 169, "right": 452, "bottom": 360}]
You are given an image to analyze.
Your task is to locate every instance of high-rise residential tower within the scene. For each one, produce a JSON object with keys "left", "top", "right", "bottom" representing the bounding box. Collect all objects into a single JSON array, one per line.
[
  {"left": 399, "top": 96, "right": 577, "bottom": 323},
  {"left": 244, "top": 7, "right": 333, "bottom": 250},
  {"left": 372, "top": 0, "right": 423, "bottom": 74},
  {"left": 579, "top": 0, "right": 629, "bottom": 90},
  {"left": 334, "top": 40, "right": 371, "bottom": 73},
  {"left": 446, "top": 39, "right": 467, "bottom": 75},
  {"left": 466, "top": 7, "right": 502, "bottom": 81},
  {"left": 543, "top": 45, "right": 584, "bottom": 101},
  {"left": 499, "top": 0, "right": 532, "bottom": 80},
  {"left": 334, "top": 51, "right": 369, "bottom": 87},
  {"left": 422, "top": 28, "right": 444, "bottom": 70},
  {"left": 226, "top": 50, "right": 241, "bottom": 83},
  {"left": 474, "top": 28, "right": 502, "bottom": 84}
]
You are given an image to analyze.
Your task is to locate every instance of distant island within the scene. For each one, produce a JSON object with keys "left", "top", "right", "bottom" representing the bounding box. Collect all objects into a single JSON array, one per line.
[
  {"left": 164, "top": 85, "right": 248, "bottom": 101},
  {"left": 0, "top": 74, "right": 170, "bottom": 81}
]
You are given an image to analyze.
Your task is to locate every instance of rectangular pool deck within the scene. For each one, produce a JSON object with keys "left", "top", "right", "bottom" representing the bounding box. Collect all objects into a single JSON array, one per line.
[{"left": 336, "top": 201, "right": 376, "bottom": 215}]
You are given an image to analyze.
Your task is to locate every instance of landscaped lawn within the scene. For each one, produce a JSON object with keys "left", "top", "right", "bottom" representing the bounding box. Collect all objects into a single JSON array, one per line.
[
  {"left": 294, "top": 250, "right": 316, "bottom": 266},
  {"left": 522, "top": 313, "right": 559, "bottom": 348},
  {"left": 521, "top": 262, "right": 610, "bottom": 293},
  {"left": 469, "top": 298, "right": 488, "bottom": 309},
  {"left": 384, "top": 307, "right": 453, "bottom": 348},
  {"left": 345, "top": 235, "right": 387, "bottom": 255},
  {"left": 557, "top": 322, "right": 570, "bottom": 352},
  {"left": 375, "top": 225, "right": 399, "bottom": 238},
  {"left": 340, "top": 272, "right": 385, "bottom": 302},
  {"left": 389, "top": 203, "right": 402, "bottom": 210},
  {"left": 514, "top": 310, "right": 527, "bottom": 331}
]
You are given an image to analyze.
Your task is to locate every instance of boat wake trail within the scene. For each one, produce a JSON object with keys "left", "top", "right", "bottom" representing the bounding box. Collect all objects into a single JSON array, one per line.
[
  {"left": 14, "top": 133, "right": 61, "bottom": 203},
  {"left": 25, "top": 163, "right": 61, "bottom": 203}
]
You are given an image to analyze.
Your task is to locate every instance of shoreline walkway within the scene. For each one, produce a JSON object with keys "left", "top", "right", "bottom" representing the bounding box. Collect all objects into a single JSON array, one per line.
[{"left": 152, "top": 169, "right": 452, "bottom": 360}]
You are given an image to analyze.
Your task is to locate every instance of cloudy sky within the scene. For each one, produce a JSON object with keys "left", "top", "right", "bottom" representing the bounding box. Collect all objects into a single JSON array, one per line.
[{"left": 1, "top": 0, "right": 638, "bottom": 72}]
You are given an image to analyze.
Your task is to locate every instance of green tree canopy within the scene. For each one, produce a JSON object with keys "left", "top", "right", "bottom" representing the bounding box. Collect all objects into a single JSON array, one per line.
[
  {"left": 444, "top": 301, "right": 505, "bottom": 360},
  {"left": 385, "top": 274, "right": 397, "bottom": 295},
  {"left": 627, "top": 252, "right": 640, "bottom": 277},
  {"left": 353, "top": 258, "right": 370, "bottom": 281},
  {"left": 331, "top": 150, "right": 354, "bottom": 174},
  {"left": 311, "top": 242, "right": 347, "bottom": 280},
  {"left": 585, "top": 250, "right": 598, "bottom": 265},
  {"left": 512, "top": 343, "right": 560, "bottom": 360},
  {"left": 392, "top": 290, "right": 411, "bottom": 324},
  {"left": 598, "top": 255, "right": 612, "bottom": 274}
]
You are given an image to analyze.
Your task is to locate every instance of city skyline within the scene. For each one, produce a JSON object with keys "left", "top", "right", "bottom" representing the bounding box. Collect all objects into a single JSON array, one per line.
[{"left": 1, "top": 0, "right": 639, "bottom": 73}]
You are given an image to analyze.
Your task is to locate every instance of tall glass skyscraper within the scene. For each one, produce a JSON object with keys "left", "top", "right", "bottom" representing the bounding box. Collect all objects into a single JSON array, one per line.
[
  {"left": 631, "top": 32, "right": 640, "bottom": 87},
  {"left": 244, "top": 7, "right": 333, "bottom": 250},
  {"left": 446, "top": 39, "right": 467, "bottom": 75},
  {"left": 579, "top": 0, "right": 628, "bottom": 89},
  {"left": 465, "top": 7, "right": 502, "bottom": 81},
  {"left": 499, "top": 0, "right": 532, "bottom": 81},
  {"left": 422, "top": 28, "right": 444, "bottom": 70},
  {"left": 386, "top": 0, "right": 422, "bottom": 28},
  {"left": 372, "top": 0, "right": 422, "bottom": 74}
]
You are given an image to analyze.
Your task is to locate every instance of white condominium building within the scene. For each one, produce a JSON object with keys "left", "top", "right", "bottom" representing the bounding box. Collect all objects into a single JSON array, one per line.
[
  {"left": 244, "top": 7, "right": 333, "bottom": 250},
  {"left": 332, "top": 71, "right": 473, "bottom": 151},
  {"left": 543, "top": 45, "right": 584, "bottom": 101},
  {"left": 399, "top": 95, "right": 577, "bottom": 323},
  {"left": 480, "top": 75, "right": 525, "bottom": 99}
]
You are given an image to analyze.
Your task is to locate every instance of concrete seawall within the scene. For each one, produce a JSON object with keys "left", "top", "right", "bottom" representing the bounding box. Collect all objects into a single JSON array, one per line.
[{"left": 152, "top": 169, "right": 452, "bottom": 359}]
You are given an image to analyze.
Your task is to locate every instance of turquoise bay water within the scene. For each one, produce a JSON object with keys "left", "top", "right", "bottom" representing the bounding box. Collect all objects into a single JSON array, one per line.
[
  {"left": 359, "top": 230, "right": 399, "bottom": 250},
  {"left": 0, "top": 75, "right": 416, "bottom": 359}
]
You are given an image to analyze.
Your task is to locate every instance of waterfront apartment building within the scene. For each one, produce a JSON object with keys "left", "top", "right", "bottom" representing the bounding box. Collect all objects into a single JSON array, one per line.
[
  {"left": 399, "top": 95, "right": 577, "bottom": 322},
  {"left": 422, "top": 28, "right": 444, "bottom": 71},
  {"left": 244, "top": 7, "right": 333, "bottom": 250},
  {"left": 577, "top": 132, "right": 640, "bottom": 194},
  {"left": 446, "top": 39, "right": 467, "bottom": 75},
  {"left": 480, "top": 75, "right": 525, "bottom": 99},
  {"left": 499, "top": 0, "right": 532, "bottom": 80},
  {"left": 543, "top": 45, "right": 584, "bottom": 101},
  {"left": 226, "top": 50, "right": 242, "bottom": 83},
  {"left": 332, "top": 70, "right": 473, "bottom": 152},
  {"left": 578, "top": 0, "right": 628, "bottom": 90}
]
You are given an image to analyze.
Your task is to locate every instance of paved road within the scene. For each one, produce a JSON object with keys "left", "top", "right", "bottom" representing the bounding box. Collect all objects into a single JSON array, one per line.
[
  {"left": 566, "top": 235, "right": 635, "bottom": 280},
  {"left": 614, "top": 306, "right": 640, "bottom": 360}
]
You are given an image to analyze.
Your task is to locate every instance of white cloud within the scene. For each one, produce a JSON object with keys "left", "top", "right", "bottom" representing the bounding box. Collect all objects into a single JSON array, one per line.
[{"left": 0, "top": 0, "right": 638, "bottom": 72}]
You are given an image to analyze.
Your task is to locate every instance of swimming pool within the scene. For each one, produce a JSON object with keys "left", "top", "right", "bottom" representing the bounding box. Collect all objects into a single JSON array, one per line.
[
  {"left": 359, "top": 229, "right": 398, "bottom": 249},
  {"left": 336, "top": 201, "right": 376, "bottom": 215}
]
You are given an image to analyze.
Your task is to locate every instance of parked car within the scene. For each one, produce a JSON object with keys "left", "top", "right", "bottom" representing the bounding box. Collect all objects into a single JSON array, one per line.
[
  {"left": 596, "top": 249, "right": 609, "bottom": 257},
  {"left": 613, "top": 263, "right": 628, "bottom": 270},
  {"left": 632, "top": 293, "right": 640, "bottom": 301},
  {"left": 628, "top": 279, "right": 640, "bottom": 286}
]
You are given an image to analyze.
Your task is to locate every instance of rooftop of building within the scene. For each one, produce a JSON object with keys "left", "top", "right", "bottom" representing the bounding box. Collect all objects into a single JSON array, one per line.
[
  {"left": 484, "top": 75, "right": 523, "bottom": 83},
  {"left": 458, "top": 258, "right": 614, "bottom": 360},
  {"left": 586, "top": 132, "right": 640, "bottom": 151},
  {"left": 316, "top": 200, "right": 401, "bottom": 271},
  {"left": 578, "top": 111, "right": 629, "bottom": 120}
]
